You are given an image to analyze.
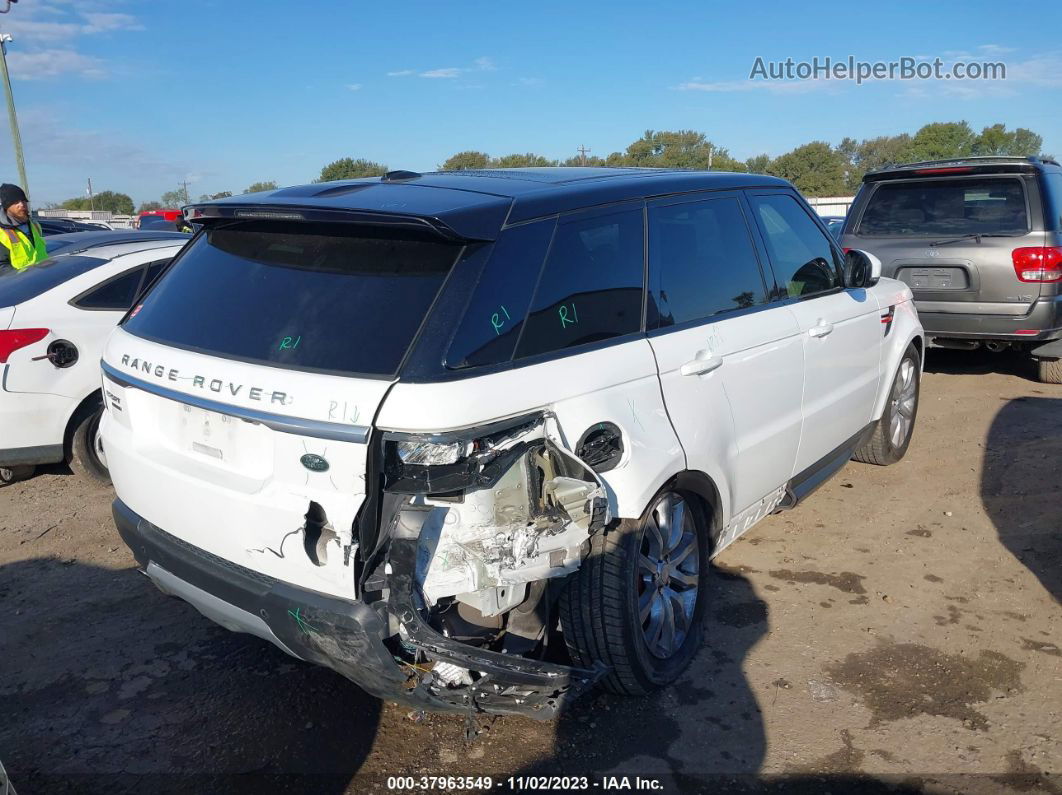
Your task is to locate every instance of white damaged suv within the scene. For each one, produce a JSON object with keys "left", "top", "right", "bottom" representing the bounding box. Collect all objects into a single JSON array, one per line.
[{"left": 101, "top": 168, "right": 923, "bottom": 717}]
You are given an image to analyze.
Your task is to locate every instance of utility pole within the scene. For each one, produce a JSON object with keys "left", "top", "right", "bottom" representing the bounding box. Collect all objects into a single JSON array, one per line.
[
  {"left": 181, "top": 179, "right": 189, "bottom": 205},
  {"left": 577, "top": 145, "right": 590, "bottom": 166},
  {"left": 0, "top": 31, "right": 28, "bottom": 194},
  {"left": 707, "top": 145, "right": 713, "bottom": 171},
  {"left": 87, "top": 177, "right": 94, "bottom": 211}
]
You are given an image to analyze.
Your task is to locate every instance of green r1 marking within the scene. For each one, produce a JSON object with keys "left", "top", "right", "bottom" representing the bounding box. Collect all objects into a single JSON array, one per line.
[
  {"left": 279, "top": 335, "right": 301, "bottom": 351},
  {"left": 559, "top": 302, "right": 578, "bottom": 329},
  {"left": 490, "top": 304, "right": 511, "bottom": 336},
  {"left": 288, "top": 606, "right": 319, "bottom": 635}
]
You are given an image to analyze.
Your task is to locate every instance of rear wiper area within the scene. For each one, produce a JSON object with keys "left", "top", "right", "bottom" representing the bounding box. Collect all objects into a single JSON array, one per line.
[{"left": 929, "top": 232, "right": 1009, "bottom": 247}]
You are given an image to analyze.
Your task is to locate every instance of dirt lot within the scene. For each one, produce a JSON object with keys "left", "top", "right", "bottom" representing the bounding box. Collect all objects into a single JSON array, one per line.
[{"left": 1, "top": 349, "right": 1059, "bottom": 794}]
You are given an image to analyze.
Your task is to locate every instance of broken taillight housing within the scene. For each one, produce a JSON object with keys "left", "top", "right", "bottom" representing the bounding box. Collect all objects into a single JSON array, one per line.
[
  {"left": 0, "top": 328, "right": 49, "bottom": 363},
  {"left": 1012, "top": 246, "right": 1062, "bottom": 282},
  {"left": 382, "top": 414, "right": 543, "bottom": 494}
]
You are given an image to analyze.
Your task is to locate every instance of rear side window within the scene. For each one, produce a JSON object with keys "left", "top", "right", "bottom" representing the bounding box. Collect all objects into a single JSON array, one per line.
[
  {"left": 123, "top": 222, "right": 461, "bottom": 377},
  {"left": 648, "top": 197, "right": 767, "bottom": 328},
  {"left": 445, "top": 220, "right": 555, "bottom": 369},
  {"left": 857, "top": 177, "right": 1029, "bottom": 236},
  {"left": 514, "top": 207, "right": 644, "bottom": 359},
  {"left": 749, "top": 194, "right": 843, "bottom": 299},
  {"left": 73, "top": 266, "right": 145, "bottom": 311},
  {"left": 0, "top": 255, "right": 106, "bottom": 308}
]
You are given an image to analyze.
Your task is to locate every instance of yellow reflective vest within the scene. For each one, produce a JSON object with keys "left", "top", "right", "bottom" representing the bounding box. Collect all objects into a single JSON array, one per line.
[{"left": 0, "top": 223, "right": 48, "bottom": 270}]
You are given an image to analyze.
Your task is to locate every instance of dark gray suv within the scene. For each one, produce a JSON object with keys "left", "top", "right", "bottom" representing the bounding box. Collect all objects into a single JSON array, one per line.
[{"left": 842, "top": 156, "right": 1062, "bottom": 382}]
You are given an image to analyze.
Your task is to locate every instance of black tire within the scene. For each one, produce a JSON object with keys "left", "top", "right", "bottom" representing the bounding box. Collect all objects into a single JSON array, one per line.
[
  {"left": 69, "top": 407, "right": 110, "bottom": 485},
  {"left": 1037, "top": 357, "right": 1062, "bottom": 384},
  {"left": 0, "top": 465, "right": 35, "bottom": 485},
  {"left": 853, "top": 343, "right": 920, "bottom": 466},
  {"left": 559, "top": 489, "right": 710, "bottom": 695}
]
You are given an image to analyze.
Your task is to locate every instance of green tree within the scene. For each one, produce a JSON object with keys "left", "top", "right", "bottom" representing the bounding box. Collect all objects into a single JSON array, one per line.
[
  {"left": 561, "top": 154, "right": 607, "bottom": 167},
  {"left": 621, "top": 129, "right": 734, "bottom": 170},
  {"left": 161, "top": 186, "right": 190, "bottom": 207},
  {"left": 137, "top": 201, "right": 162, "bottom": 213},
  {"left": 492, "top": 153, "right": 557, "bottom": 168},
  {"left": 841, "top": 134, "right": 914, "bottom": 191},
  {"left": 60, "top": 190, "right": 134, "bottom": 215},
  {"left": 972, "top": 124, "right": 1043, "bottom": 156},
  {"left": 907, "top": 121, "right": 975, "bottom": 162},
  {"left": 745, "top": 154, "right": 773, "bottom": 174},
  {"left": 316, "top": 158, "right": 387, "bottom": 182},
  {"left": 767, "top": 141, "right": 848, "bottom": 197},
  {"left": 243, "top": 181, "right": 279, "bottom": 194},
  {"left": 439, "top": 151, "right": 491, "bottom": 171}
]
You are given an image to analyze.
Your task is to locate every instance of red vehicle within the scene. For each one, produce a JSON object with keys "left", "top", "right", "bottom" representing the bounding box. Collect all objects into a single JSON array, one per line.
[{"left": 136, "top": 209, "right": 183, "bottom": 230}]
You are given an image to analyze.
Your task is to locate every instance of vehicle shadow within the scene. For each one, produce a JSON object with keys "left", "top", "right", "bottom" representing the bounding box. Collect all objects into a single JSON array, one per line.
[
  {"left": 0, "top": 556, "right": 380, "bottom": 794},
  {"left": 923, "top": 347, "right": 1039, "bottom": 381},
  {"left": 981, "top": 396, "right": 1062, "bottom": 603},
  {"left": 511, "top": 564, "right": 769, "bottom": 789}
]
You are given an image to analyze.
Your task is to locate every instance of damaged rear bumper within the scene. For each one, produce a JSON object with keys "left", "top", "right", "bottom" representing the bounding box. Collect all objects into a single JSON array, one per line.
[{"left": 113, "top": 498, "right": 603, "bottom": 718}]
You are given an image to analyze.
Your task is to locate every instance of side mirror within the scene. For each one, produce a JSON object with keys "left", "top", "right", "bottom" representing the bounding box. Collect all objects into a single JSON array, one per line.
[{"left": 844, "top": 249, "right": 882, "bottom": 289}]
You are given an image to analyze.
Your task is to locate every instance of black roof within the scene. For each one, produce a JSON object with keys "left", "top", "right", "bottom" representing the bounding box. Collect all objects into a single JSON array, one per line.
[
  {"left": 864, "top": 155, "right": 1061, "bottom": 182},
  {"left": 185, "top": 168, "right": 791, "bottom": 241}
]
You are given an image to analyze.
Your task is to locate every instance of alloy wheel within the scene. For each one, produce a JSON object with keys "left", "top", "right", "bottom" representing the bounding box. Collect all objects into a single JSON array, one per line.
[{"left": 637, "top": 492, "right": 700, "bottom": 660}]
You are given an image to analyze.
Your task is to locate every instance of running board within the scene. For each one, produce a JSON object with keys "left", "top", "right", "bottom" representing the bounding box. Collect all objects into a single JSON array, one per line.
[{"left": 774, "top": 422, "right": 876, "bottom": 513}]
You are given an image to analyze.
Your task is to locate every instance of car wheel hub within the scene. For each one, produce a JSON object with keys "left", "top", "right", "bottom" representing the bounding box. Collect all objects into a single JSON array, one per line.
[{"left": 637, "top": 492, "right": 700, "bottom": 660}]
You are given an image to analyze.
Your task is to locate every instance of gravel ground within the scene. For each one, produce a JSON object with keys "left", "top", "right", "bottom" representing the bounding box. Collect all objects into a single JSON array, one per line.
[{"left": 1, "top": 349, "right": 1059, "bottom": 794}]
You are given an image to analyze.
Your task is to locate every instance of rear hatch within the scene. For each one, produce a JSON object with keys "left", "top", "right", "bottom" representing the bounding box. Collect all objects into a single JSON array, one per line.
[
  {"left": 845, "top": 174, "right": 1045, "bottom": 317},
  {"left": 101, "top": 219, "right": 467, "bottom": 598}
]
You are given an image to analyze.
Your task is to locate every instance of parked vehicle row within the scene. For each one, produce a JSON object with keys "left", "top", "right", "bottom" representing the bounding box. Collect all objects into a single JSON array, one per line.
[{"left": 17, "top": 159, "right": 1053, "bottom": 717}]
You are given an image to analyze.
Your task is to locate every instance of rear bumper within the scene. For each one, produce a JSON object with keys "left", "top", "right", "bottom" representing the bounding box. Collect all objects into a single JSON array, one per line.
[
  {"left": 917, "top": 294, "right": 1062, "bottom": 341},
  {"left": 113, "top": 499, "right": 601, "bottom": 718}
]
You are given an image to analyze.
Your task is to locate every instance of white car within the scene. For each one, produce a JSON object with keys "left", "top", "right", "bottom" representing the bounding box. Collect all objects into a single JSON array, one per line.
[
  {"left": 100, "top": 169, "right": 923, "bottom": 717},
  {"left": 0, "top": 236, "right": 186, "bottom": 484}
]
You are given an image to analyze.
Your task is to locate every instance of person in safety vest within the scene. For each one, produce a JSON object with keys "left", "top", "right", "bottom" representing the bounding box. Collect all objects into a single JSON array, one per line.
[{"left": 0, "top": 184, "right": 48, "bottom": 274}]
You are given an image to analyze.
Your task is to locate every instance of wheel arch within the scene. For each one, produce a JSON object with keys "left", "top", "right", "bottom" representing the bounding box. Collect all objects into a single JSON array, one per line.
[
  {"left": 63, "top": 388, "right": 104, "bottom": 461},
  {"left": 664, "top": 470, "right": 724, "bottom": 544}
]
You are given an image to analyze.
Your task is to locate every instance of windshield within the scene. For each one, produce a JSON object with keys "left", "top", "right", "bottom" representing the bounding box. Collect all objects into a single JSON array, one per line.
[
  {"left": 857, "top": 177, "right": 1029, "bottom": 237},
  {"left": 122, "top": 221, "right": 462, "bottom": 377},
  {"left": 0, "top": 256, "right": 107, "bottom": 307},
  {"left": 139, "top": 216, "right": 175, "bottom": 229}
]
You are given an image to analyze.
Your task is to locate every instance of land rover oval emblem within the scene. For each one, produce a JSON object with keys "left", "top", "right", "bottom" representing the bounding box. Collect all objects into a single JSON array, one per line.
[{"left": 300, "top": 453, "right": 329, "bottom": 473}]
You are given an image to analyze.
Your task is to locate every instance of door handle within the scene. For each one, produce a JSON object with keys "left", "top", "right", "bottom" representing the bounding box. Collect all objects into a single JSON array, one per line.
[
  {"left": 808, "top": 321, "right": 834, "bottom": 338},
  {"left": 680, "top": 352, "right": 723, "bottom": 377}
]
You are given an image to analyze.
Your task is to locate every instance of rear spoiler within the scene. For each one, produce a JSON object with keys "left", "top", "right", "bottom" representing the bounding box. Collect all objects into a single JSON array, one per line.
[
  {"left": 863, "top": 159, "right": 1054, "bottom": 183},
  {"left": 182, "top": 203, "right": 498, "bottom": 242}
]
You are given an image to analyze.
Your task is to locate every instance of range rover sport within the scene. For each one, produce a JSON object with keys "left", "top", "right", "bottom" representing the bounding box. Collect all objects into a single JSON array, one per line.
[{"left": 100, "top": 168, "right": 923, "bottom": 717}]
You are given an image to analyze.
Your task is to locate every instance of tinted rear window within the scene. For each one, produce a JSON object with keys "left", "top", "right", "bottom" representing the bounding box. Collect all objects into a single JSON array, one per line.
[
  {"left": 0, "top": 256, "right": 107, "bottom": 307},
  {"left": 122, "top": 222, "right": 461, "bottom": 377},
  {"left": 139, "top": 216, "right": 175, "bottom": 229},
  {"left": 858, "top": 177, "right": 1028, "bottom": 236}
]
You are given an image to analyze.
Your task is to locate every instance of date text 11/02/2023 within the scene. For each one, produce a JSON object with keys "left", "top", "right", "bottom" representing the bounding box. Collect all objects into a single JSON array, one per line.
[{"left": 385, "top": 775, "right": 665, "bottom": 791}]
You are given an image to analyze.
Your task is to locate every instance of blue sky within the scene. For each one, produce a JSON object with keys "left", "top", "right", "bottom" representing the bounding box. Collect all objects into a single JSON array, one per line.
[{"left": 1, "top": 0, "right": 1060, "bottom": 207}]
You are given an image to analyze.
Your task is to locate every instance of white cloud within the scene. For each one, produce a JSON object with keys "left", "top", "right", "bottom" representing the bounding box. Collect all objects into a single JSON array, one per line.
[
  {"left": 345, "top": 83, "right": 363, "bottom": 91},
  {"left": 420, "top": 67, "right": 462, "bottom": 79},
  {"left": 1, "top": 2, "right": 143, "bottom": 81},
  {"left": 979, "top": 44, "right": 1015, "bottom": 55},
  {"left": 391, "top": 57, "right": 499, "bottom": 80},
  {"left": 79, "top": 12, "right": 143, "bottom": 34},
  {"left": 6, "top": 49, "right": 107, "bottom": 79},
  {"left": 516, "top": 77, "right": 544, "bottom": 87},
  {"left": 675, "top": 78, "right": 830, "bottom": 95}
]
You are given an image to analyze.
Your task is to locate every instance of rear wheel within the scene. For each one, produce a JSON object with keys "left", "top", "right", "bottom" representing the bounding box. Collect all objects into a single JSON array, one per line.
[
  {"left": 0, "top": 465, "right": 35, "bottom": 485},
  {"left": 560, "top": 489, "right": 709, "bottom": 695},
  {"left": 1037, "top": 357, "right": 1062, "bottom": 384},
  {"left": 853, "top": 343, "right": 920, "bottom": 466},
  {"left": 70, "top": 407, "right": 110, "bottom": 486}
]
